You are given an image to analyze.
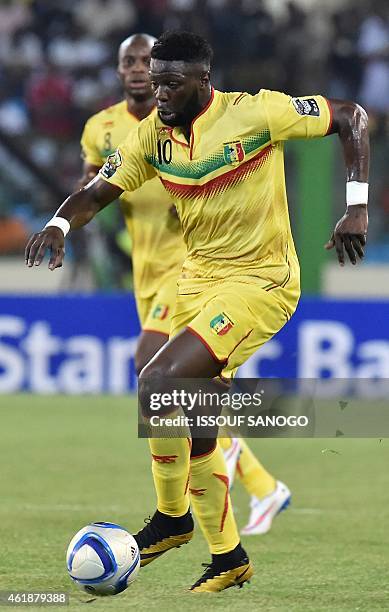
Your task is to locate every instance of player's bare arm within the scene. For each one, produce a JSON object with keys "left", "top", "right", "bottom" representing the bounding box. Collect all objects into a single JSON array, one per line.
[
  {"left": 25, "top": 177, "right": 123, "bottom": 270},
  {"left": 325, "top": 99, "right": 369, "bottom": 266},
  {"left": 77, "top": 161, "right": 100, "bottom": 190}
]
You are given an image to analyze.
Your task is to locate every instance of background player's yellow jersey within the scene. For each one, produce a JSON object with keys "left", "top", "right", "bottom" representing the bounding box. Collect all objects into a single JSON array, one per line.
[
  {"left": 100, "top": 90, "right": 331, "bottom": 296},
  {"left": 81, "top": 99, "right": 186, "bottom": 298}
]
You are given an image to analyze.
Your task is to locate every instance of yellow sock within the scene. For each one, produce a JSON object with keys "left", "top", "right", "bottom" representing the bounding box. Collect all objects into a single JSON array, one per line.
[
  {"left": 237, "top": 439, "right": 276, "bottom": 499},
  {"left": 149, "top": 437, "right": 191, "bottom": 517},
  {"left": 218, "top": 437, "right": 232, "bottom": 451},
  {"left": 190, "top": 445, "right": 240, "bottom": 554}
]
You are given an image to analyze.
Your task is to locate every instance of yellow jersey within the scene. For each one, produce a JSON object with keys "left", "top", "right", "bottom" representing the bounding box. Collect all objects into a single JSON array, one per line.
[
  {"left": 100, "top": 90, "right": 331, "bottom": 295},
  {"left": 81, "top": 99, "right": 186, "bottom": 298}
]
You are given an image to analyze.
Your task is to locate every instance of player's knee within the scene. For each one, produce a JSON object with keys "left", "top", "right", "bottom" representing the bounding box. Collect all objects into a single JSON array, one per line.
[
  {"left": 191, "top": 438, "right": 217, "bottom": 457},
  {"left": 134, "top": 349, "right": 148, "bottom": 378},
  {"left": 138, "top": 360, "right": 174, "bottom": 418}
]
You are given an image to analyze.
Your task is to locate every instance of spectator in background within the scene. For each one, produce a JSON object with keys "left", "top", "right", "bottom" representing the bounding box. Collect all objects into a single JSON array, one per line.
[
  {"left": 164, "top": 0, "right": 210, "bottom": 36},
  {"left": 277, "top": 1, "right": 307, "bottom": 93},
  {"left": 29, "top": 0, "right": 75, "bottom": 51},
  {"left": 328, "top": 7, "right": 362, "bottom": 100},
  {"left": 75, "top": 0, "right": 137, "bottom": 39},
  {"left": 0, "top": 189, "right": 28, "bottom": 256},
  {"left": 358, "top": 0, "right": 389, "bottom": 116},
  {"left": 47, "top": 25, "right": 109, "bottom": 69},
  {"left": 25, "top": 62, "right": 76, "bottom": 138},
  {"left": 248, "top": 0, "right": 276, "bottom": 61},
  {"left": 0, "top": 214, "right": 28, "bottom": 255},
  {"left": 209, "top": 0, "right": 246, "bottom": 63},
  {"left": 6, "top": 26, "right": 43, "bottom": 69},
  {"left": 0, "top": 96, "right": 29, "bottom": 136},
  {"left": 0, "top": 0, "right": 32, "bottom": 56}
]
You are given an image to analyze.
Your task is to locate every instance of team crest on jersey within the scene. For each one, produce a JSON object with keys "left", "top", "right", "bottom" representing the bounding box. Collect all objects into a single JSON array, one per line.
[
  {"left": 100, "top": 149, "right": 122, "bottom": 178},
  {"left": 210, "top": 312, "right": 234, "bottom": 336},
  {"left": 152, "top": 304, "right": 169, "bottom": 320},
  {"left": 223, "top": 140, "right": 245, "bottom": 166}
]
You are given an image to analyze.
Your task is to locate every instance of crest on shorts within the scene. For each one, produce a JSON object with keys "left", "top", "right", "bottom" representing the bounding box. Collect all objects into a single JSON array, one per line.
[
  {"left": 210, "top": 312, "right": 234, "bottom": 336},
  {"left": 223, "top": 141, "right": 245, "bottom": 166},
  {"left": 100, "top": 149, "right": 122, "bottom": 178},
  {"left": 152, "top": 304, "right": 169, "bottom": 320}
]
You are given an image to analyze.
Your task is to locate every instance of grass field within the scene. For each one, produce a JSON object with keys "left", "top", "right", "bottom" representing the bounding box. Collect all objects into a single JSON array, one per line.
[{"left": 0, "top": 395, "right": 388, "bottom": 611}]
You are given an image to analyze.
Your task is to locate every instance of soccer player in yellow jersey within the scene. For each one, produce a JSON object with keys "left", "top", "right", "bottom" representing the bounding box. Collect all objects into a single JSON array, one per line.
[
  {"left": 79, "top": 32, "right": 289, "bottom": 535},
  {"left": 26, "top": 31, "right": 369, "bottom": 592},
  {"left": 80, "top": 32, "right": 292, "bottom": 536}
]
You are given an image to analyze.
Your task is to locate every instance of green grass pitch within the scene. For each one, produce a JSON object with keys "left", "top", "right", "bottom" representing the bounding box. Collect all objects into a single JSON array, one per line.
[{"left": 0, "top": 395, "right": 388, "bottom": 611}]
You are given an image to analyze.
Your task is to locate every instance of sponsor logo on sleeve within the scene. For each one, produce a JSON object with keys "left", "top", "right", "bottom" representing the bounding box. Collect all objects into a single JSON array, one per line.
[
  {"left": 100, "top": 149, "right": 122, "bottom": 178},
  {"left": 292, "top": 98, "right": 320, "bottom": 117}
]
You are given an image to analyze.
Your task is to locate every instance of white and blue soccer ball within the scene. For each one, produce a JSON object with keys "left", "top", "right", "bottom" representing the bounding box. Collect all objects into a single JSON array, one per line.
[{"left": 66, "top": 522, "right": 140, "bottom": 596}]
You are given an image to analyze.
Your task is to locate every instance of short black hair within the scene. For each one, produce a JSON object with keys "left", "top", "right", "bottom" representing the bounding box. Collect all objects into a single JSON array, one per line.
[{"left": 151, "top": 31, "right": 213, "bottom": 65}]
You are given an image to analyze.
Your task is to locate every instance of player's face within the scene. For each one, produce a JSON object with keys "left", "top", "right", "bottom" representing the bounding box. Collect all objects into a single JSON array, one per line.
[
  {"left": 117, "top": 40, "right": 153, "bottom": 101},
  {"left": 150, "top": 59, "right": 209, "bottom": 127}
]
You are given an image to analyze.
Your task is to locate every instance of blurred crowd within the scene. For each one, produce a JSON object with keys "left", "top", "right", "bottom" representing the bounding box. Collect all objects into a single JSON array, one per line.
[{"left": 0, "top": 0, "right": 388, "bottom": 284}]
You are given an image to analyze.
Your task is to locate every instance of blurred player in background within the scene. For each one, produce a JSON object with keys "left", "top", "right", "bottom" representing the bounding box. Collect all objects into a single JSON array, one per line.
[
  {"left": 80, "top": 31, "right": 291, "bottom": 536},
  {"left": 26, "top": 31, "right": 369, "bottom": 592},
  {"left": 79, "top": 33, "right": 185, "bottom": 375}
]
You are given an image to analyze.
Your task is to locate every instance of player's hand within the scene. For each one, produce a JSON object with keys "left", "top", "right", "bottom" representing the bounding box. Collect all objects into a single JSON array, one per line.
[
  {"left": 25, "top": 227, "right": 65, "bottom": 270},
  {"left": 325, "top": 204, "right": 368, "bottom": 266}
]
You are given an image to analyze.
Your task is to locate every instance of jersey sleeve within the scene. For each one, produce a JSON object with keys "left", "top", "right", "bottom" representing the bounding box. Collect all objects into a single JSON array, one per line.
[
  {"left": 80, "top": 119, "right": 104, "bottom": 166},
  {"left": 261, "top": 90, "right": 332, "bottom": 142},
  {"left": 99, "top": 122, "right": 156, "bottom": 192}
]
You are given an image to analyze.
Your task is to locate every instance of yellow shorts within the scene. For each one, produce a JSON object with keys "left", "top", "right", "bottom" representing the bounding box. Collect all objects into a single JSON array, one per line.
[
  {"left": 136, "top": 274, "right": 178, "bottom": 335},
  {"left": 169, "top": 276, "right": 300, "bottom": 378}
]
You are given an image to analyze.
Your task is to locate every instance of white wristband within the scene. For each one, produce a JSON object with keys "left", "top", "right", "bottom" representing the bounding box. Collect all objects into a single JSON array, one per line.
[
  {"left": 44, "top": 216, "right": 70, "bottom": 237},
  {"left": 346, "top": 181, "right": 368, "bottom": 206}
]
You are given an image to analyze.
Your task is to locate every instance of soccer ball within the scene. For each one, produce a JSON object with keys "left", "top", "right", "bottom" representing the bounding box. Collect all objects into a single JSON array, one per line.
[{"left": 66, "top": 522, "right": 140, "bottom": 596}]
